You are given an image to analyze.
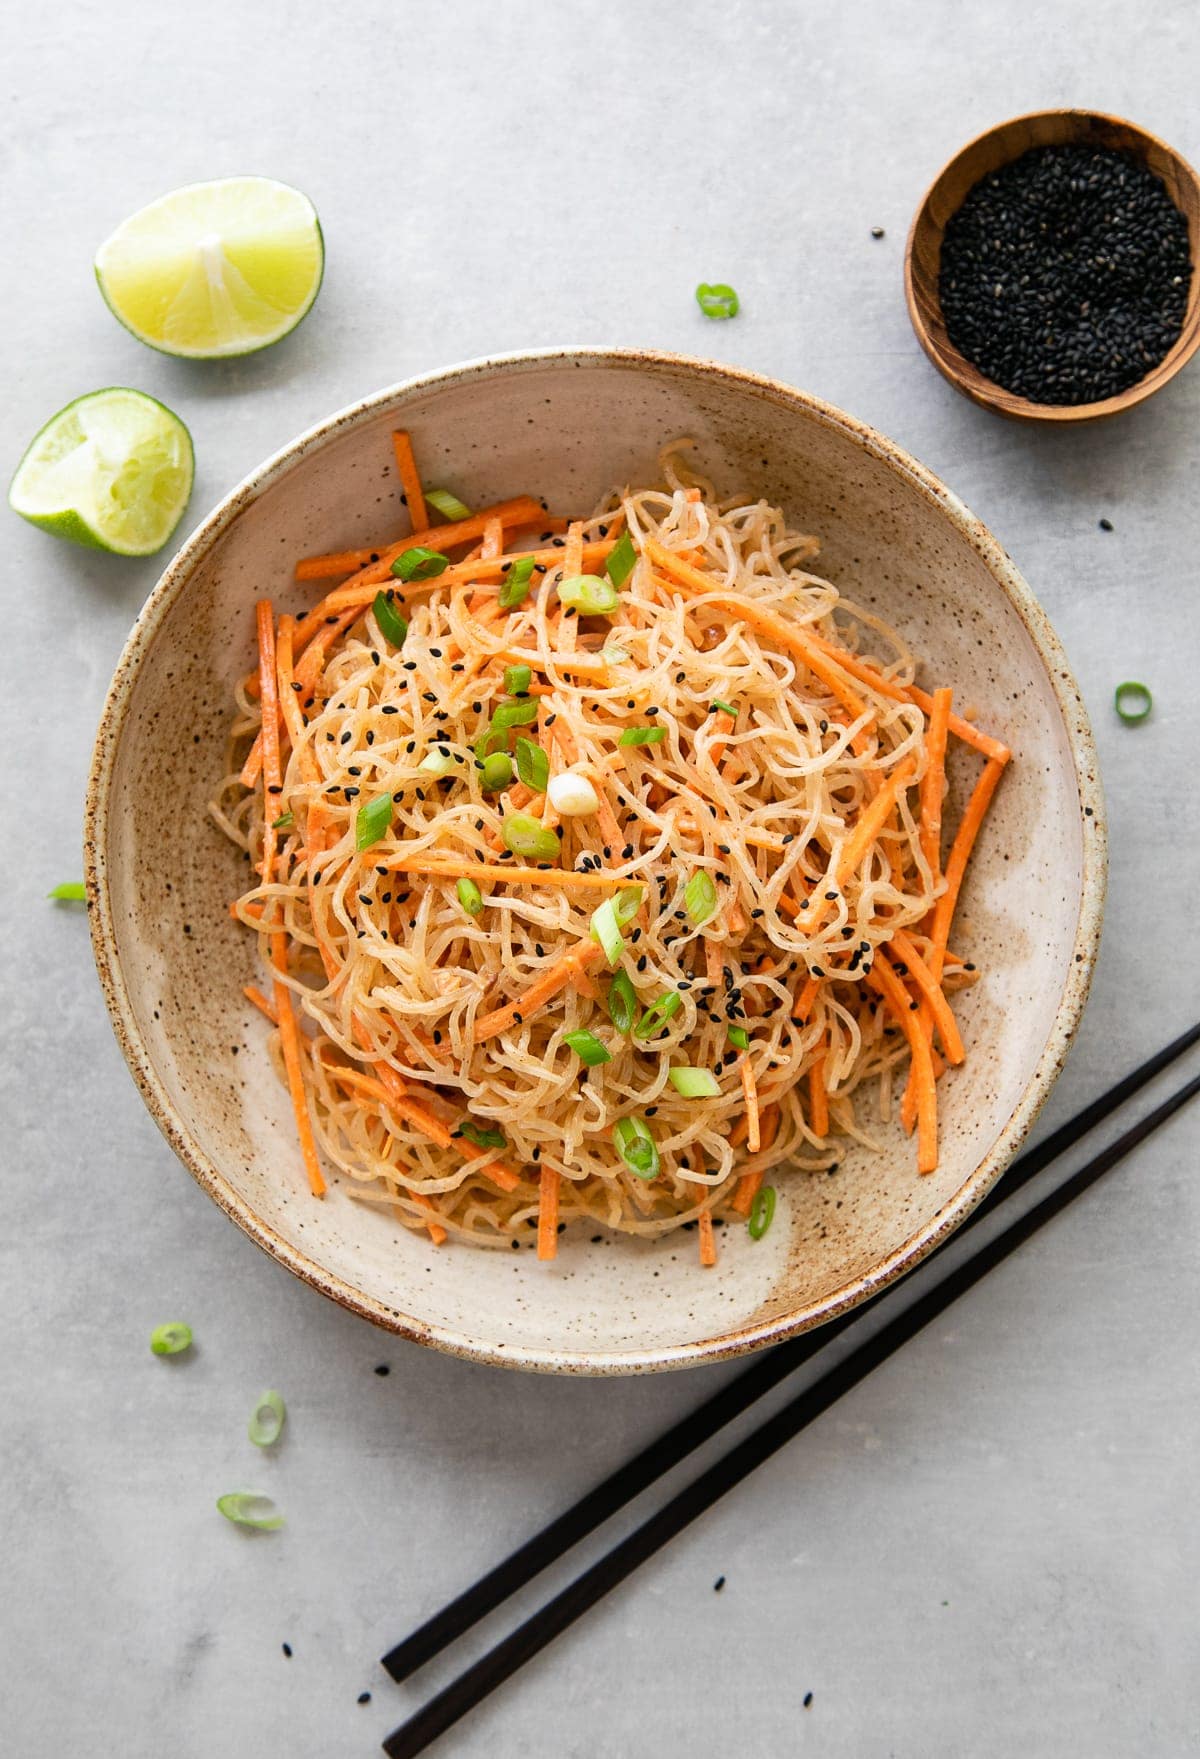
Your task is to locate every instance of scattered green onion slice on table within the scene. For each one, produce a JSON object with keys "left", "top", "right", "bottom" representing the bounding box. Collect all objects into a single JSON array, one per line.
[
  {"left": 748, "top": 1185, "right": 776, "bottom": 1240},
  {"left": 457, "top": 877, "right": 484, "bottom": 917},
  {"left": 612, "top": 1115, "right": 660, "bottom": 1180},
  {"left": 695, "top": 282, "right": 739, "bottom": 319},
  {"left": 216, "top": 1492, "right": 284, "bottom": 1531},
  {"left": 248, "top": 1390, "right": 286, "bottom": 1449},
  {"left": 499, "top": 556, "right": 536, "bottom": 609},
  {"left": 150, "top": 1321, "right": 192, "bottom": 1356},
  {"left": 491, "top": 698, "right": 539, "bottom": 735},
  {"left": 559, "top": 574, "right": 620, "bottom": 615},
  {"left": 391, "top": 545, "right": 449, "bottom": 583},
  {"left": 605, "top": 530, "right": 637, "bottom": 587},
  {"left": 425, "top": 487, "right": 472, "bottom": 522},
  {"left": 271, "top": 810, "right": 294, "bottom": 830},
  {"left": 668, "top": 1065, "right": 720, "bottom": 1098},
  {"left": 684, "top": 869, "right": 718, "bottom": 925},
  {"left": 1114, "top": 680, "right": 1152, "bottom": 724},
  {"left": 48, "top": 882, "right": 87, "bottom": 901},
  {"left": 710, "top": 699, "right": 737, "bottom": 717},
  {"left": 619, "top": 725, "right": 666, "bottom": 747},
  {"left": 514, "top": 736, "right": 549, "bottom": 792},
  {"left": 503, "top": 664, "right": 532, "bottom": 697},
  {"left": 355, "top": 794, "right": 393, "bottom": 851},
  {"left": 372, "top": 590, "right": 408, "bottom": 646},
  {"left": 481, "top": 752, "right": 512, "bottom": 791},
  {"left": 502, "top": 812, "right": 560, "bottom": 862},
  {"left": 565, "top": 1028, "right": 611, "bottom": 1067},
  {"left": 606, "top": 968, "right": 639, "bottom": 1033},
  {"left": 459, "top": 1120, "right": 506, "bottom": 1149},
  {"left": 727, "top": 1024, "right": 750, "bottom": 1052},
  {"left": 418, "top": 746, "right": 460, "bottom": 778},
  {"left": 633, "top": 990, "right": 683, "bottom": 1040}
]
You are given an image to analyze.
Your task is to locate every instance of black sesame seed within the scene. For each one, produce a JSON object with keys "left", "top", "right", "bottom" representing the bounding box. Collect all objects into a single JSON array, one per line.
[{"left": 1098, "top": 517, "right": 1114, "bottom": 531}]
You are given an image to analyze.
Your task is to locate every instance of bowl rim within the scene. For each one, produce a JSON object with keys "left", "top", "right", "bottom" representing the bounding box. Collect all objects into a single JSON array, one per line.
[
  {"left": 84, "top": 345, "right": 1107, "bottom": 1375},
  {"left": 904, "top": 106, "right": 1200, "bottom": 423}
]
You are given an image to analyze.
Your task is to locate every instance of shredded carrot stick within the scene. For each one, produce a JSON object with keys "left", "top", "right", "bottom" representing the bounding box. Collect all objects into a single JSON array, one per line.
[
  {"left": 376, "top": 1078, "right": 520, "bottom": 1193},
  {"left": 758, "top": 1103, "right": 780, "bottom": 1154},
  {"left": 255, "top": 602, "right": 283, "bottom": 885},
  {"left": 740, "top": 1053, "right": 761, "bottom": 1152},
  {"left": 495, "top": 647, "right": 618, "bottom": 677},
  {"left": 481, "top": 515, "right": 504, "bottom": 562},
  {"left": 869, "top": 952, "right": 938, "bottom": 1174},
  {"left": 392, "top": 859, "right": 630, "bottom": 891},
  {"left": 809, "top": 1053, "right": 830, "bottom": 1137},
  {"left": 391, "top": 429, "right": 426, "bottom": 530},
  {"left": 697, "top": 1205, "right": 717, "bottom": 1268},
  {"left": 293, "top": 496, "right": 545, "bottom": 584},
  {"left": 275, "top": 614, "right": 305, "bottom": 751},
  {"left": 273, "top": 981, "right": 327, "bottom": 1197},
  {"left": 704, "top": 936, "right": 723, "bottom": 986},
  {"left": 315, "top": 537, "right": 616, "bottom": 622},
  {"left": 728, "top": 1113, "right": 750, "bottom": 1149},
  {"left": 473, "top": 942, "right": 605, "bottom": 1043},
  {"left": 731, "top": 1166, "right": 762, "bottom": 1214},
  {"left": 793, "top": 974, "right": 821, "bottom": 1022},
  {"left": 244, "top": 984, "right": 277, "bottom": 1025},
  {"left": 919, "top": 686, "right": 953, "bottom": 892},
  {"left": 570, "top": 966, "right": 601, "bottom": 1002},
  {"left": 537, "top": 1166, "right": 561, "bottom": 1261},
  {"left": 889, "top": 927, "right": 965, "bottom": 1065},
  {"left": 804, "top": 630, "right": 1011, "bottom": 766}
]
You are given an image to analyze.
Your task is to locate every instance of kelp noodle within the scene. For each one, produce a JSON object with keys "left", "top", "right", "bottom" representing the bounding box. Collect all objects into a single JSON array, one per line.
[{"left": 211, "top": 442, "right": 1008, "bottom": 1262}]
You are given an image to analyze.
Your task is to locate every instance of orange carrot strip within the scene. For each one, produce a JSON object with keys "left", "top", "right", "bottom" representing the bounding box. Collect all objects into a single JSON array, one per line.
[
  {"left": 809, "top": 1053, "right": 830, "bottom": 1137},
  {"left": 314, "top": 537, "right": 616, "bottom": 621},
  {"left": 697, "top": 1206, "right": 717, "bottom": 1268},
  {"left": 793, "top": 974, "right": 821, "bottom": 1022},
  {"left": 731, "top": 1166, "right": 762, "bottom": 1214},
  {"left": 889, "top": 927, "right": 965, "bottom": 1065},
  {"left": 391, "top": 430, "right": 426, "bottom": 531},
  {"left": 255, "top": 601, "right": 283, "bottom": 885},
  {"left": 272, "top": 978, "right": 327, "bottom": 1197},
  {"left": 244, "top": 984, "right": 277, "bottom": 1025},
  {"left": 919, "top": 686, "right": 953, "bottom": 891},
  {"left": 758, "top": 1103, "right": 780, "bottom": 1154},
  {"left": 376, "top": 1078, "right": 520, "bottom": 1193},
  {"left": 473, "top": 942, "right": 605, "bottom": 1043},
  {"left": 740, "top": 1054, "right": 761, "bottom": 1153},
  {"left": 804, "top": 630, "right": 1012, "bottom": 765},
  {"left": 869, "top": 952, "right": 938, "bottom": 1174},
  {"left": 393, "top": 859, "right": 629, "bottom": 891},
  {"left": 537, "top": 1166, "right": 561, "bottom": 1261},
  {"left": 292, "top": 496, "right": 545, "bottom": 586}
]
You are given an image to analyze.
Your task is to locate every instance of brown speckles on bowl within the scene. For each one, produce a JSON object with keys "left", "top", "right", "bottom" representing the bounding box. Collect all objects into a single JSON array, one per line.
[{"left": 84, "top": 348, "right": 1106, "bottom": 1374}]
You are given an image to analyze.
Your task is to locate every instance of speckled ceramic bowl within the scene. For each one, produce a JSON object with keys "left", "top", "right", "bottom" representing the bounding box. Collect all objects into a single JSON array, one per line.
[{"left": 85, "top": 348, "right": 1106, "bottom": 1374}]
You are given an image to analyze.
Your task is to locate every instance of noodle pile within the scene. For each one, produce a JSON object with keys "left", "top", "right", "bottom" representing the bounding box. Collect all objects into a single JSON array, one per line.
[{"left": 211, "top": 441, "right": 1010, "bottom": 1262}]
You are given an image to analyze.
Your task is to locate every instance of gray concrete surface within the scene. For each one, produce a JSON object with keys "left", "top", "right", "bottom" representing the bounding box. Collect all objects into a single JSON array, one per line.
[{"left": 2, "top": 1, "right": 1198, "bottom": 1754}]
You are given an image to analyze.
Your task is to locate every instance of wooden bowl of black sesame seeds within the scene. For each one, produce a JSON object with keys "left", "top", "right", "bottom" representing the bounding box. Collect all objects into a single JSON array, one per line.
[{"left": 905, "top": 109, "right": 1200, "bottom": 422}]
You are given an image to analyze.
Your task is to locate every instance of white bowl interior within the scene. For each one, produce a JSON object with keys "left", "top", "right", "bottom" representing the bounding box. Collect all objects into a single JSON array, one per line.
[{"left": 91, "top": 353, "right": 1101, "bottom": 1371}]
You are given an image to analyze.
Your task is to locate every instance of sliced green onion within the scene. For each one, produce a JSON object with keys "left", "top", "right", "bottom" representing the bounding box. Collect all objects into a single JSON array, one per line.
[
  {"left": 748, "top": 1185, "right": 777, "bottom": 1240},
  {"left": 459, "top": 1120, "right": 507, "bottom": 1149},
  {"left": 425, "top": 486, "right": 472, "bottom": 522},
  {"left": 668, "top": 1065, "right": 720, "bottom": 1097},
  {"left": 498, "top": 555, "right": 536, "bottom": 610},
  {"left": 514, "top": 736, "right": 549, "bottom": 792},
  {"left": 355, "top": 794, "right": 393, "bottom": 851},
  {"left": 503, "top": 664, "right": 532, "bottom": 697},
  {"left": 590, "top": 886, "right": 644, "bottom": 967},
  {"left": 684, "top": 869, "right": 718, "bottom": 926},
  {"left": 613, "top": 1115, "right": 659, "bottom": 1180},
  {"left": 271, "top": 810, "right": 294, "bottom": 830},
  {"left": 727, "top": 1024, "right": 750, "bottom": 1052},
  {"left": 491, "top": 698, "right": 540, "bottom": 735},
  {"left": 613, "top": 886, "right": 644, "bottom": 927},
  {"left": 600, "top": 643, "right": 629, "bottom": 665},
  {"left": 419, "top": 746, "right": 461, "bottom": 778},
  {"left": 372, "top": 589, "right": 408, "bottom": 647},
  {"left": 695, "top": 282, "right": 739, "bottom": 319},
  {"left": 1115, "top": 681, "right": 1152, "bottom": 724},
  {"left": 710, "top": 699, "right": 737, "bottom": 717},
  {"left": 481, "top": 751, "right": 513, "bottom": 791},
  {"left": 457, "top": 877, "right": 484, "bottom": 917},
  {"left": 216, "top": 1492, "right": 284, "bottom": 1531},
  {"left": 48, "top": 882, "right": 87, "bottom": 901},
  {"left": 248, "top": 1390, "right": 286, "bottom": 1448},
  {"left": 618, "top": 725, "right": 667, "bottom": 747},
  {"left": 606, "top": 969, "right": 639, "bottom": 1034},
  {"left": 391, "top": 545, "right": 449, "bottom": 582},
  {"left": 633, "top": 990, "right": 683, "bottom": 1040},
  {"left": 150, "top": 1321, "right": 192, "bottom": 1357},
  {"left": 502, "top": 812, "right": 560, "bottom": 862},
  {"left": 559, "top": 574, "right": 620, "bottom": 616},
  {"left": 565, "top": 1028, "right": 611, "bottom": 1067},
  {"left": 605, "top": 530, "right": 638, "bottom": 587}
]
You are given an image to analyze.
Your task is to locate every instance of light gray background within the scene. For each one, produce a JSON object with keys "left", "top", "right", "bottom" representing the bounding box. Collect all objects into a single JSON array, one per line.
[{"left": 3, "top": 2, "right": 1198, "bottom": 1754}]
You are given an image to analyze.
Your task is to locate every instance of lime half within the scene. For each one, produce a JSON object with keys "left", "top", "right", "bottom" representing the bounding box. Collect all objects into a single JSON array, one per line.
[
  {"left": 9, "top": 389, "right": 194, "bottom": 555},
  {"left": 95, "top": 176, "right": 324, "bottom": 359}
]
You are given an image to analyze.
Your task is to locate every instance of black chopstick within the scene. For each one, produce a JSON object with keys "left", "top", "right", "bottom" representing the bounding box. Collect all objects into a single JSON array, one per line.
[
  {"left": 382, "top": 1058, "right": 1200, "bottom": 1759},
  {"left": 382, "top": 1021, "right": 1200, "bottom": 1685}
]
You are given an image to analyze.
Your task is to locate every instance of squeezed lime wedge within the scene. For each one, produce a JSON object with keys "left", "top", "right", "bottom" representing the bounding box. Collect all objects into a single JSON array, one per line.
[
  {"left": 9, "top": 388, "right": 193, "bottom": 555},
  {"left": 94, "top": 175, "right": 324, "bottom": 358}
]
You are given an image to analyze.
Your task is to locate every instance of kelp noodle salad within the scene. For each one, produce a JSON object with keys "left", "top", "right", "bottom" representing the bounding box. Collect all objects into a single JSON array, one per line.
[{"left": 211, "top": 435, "right": 1011, "bottom": 1267}]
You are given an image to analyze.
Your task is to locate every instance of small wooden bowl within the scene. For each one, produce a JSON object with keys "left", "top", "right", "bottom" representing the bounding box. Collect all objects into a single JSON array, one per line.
[{"left": 905, "top": 109, "right": 1200, "bottom": 423}]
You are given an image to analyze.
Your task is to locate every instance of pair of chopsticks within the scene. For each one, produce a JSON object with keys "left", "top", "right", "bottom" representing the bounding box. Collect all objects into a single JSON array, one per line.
[{"left": 381, "top": 1023, "right": 1200, "bottom": 1758}]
